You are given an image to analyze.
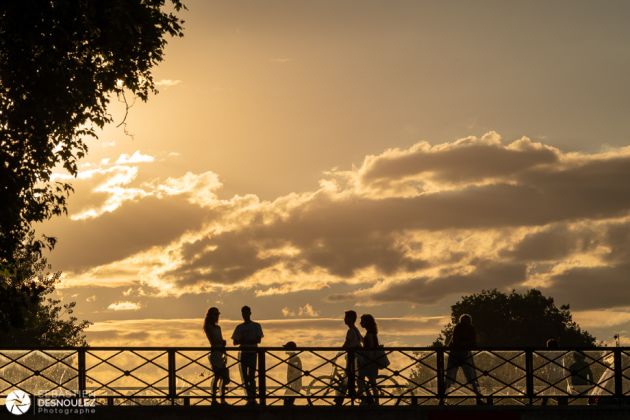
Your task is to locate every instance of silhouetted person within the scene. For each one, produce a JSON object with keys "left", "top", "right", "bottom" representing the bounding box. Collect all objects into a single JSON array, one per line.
[
  {"left": 334, "top": 310, "right": 363, "bottom": 406},
  {"left": 204, "top": 307, "right": 230, "bottom": 405},
  {"left": 542, "top": 338, "right": 568, "bottom": 406},
  {"left": 203, "top": 307, "right": 230, "bottom": 405},
  {"left": 444, "top": 314, "right": 483, "bottom": 404},
  {"left": 283, "top": 341, "right": 303, "bottom": 406},
  {"left": 568, "top": 351, "right": 593, "bottom": 394},
  {"left": 232, "top": 305, "right": 264, "bottom": 406},
  {"left": 358, "top": 314, "right": 380, "bottom": 405}
]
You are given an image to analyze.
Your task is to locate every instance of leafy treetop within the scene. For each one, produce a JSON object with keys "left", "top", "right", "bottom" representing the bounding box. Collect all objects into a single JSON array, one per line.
[
  {"left": 0, "top": 0, "right": 185, "bottom": 264},
  {"left": 434, "top": 289, "right": 596, "bottom": 348}
]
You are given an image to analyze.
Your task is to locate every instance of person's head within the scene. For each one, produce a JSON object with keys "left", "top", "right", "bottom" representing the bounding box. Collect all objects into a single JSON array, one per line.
[
  {"left": 574, "top": 351, "right": 585, "bottom": 361},
  {"left": 241, "top": 305, "right": 252, "bottom": 322},
  {"left": 283, "top": 341, "right": 297, "bottom": 354},
  {"left": 546, "top": 338, "right": 558, "bottom": 349},
  {"left": 203, "top": 307, "right": 220, "bottom": 332},
  {"left": 360, "top": 314, "right": 378, "bottom": 334},
  {"left": 458, "top": 314, "right": 472, "bottom": 326},
  {"left": 344, "top": 310, "right": 357, "bottom": 326}
]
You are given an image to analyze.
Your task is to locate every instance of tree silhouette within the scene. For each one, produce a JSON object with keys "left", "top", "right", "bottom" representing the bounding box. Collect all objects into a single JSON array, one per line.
[
  {"left": 0, "top": 0, "right": 185, "bottom": 345},
  {"left": 434, "top": 289, "right": 596, "bottom": 347},
  {"left": 0, "top": 0, "right": 185, "bottom": 264},
  {"left": 1, "top": 245, "right": 90, "bottom": 346}
]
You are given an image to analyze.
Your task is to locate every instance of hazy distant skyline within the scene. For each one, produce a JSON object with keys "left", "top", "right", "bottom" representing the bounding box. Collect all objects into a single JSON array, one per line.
[{"left": 39, "top": 0, "right": 630, "bottom": 347}]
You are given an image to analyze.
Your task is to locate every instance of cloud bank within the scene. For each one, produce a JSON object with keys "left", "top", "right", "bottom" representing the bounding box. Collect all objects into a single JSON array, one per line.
[{"left": 44, "top": 133, "right": 630, "bottom": 318}]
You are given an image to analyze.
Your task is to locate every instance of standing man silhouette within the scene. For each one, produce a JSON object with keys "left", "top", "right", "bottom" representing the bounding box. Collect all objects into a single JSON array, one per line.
[
  {"left": 232, "top": 305, "right": 264, "bottom": 406},
  {"left": 335, "top": 310, "right": 363, "bottom": 406}
]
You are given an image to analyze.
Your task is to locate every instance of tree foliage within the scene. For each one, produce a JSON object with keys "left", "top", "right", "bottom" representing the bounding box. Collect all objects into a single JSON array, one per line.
[
  {"left": 0, "top": 0, "right": 185, "bottom": 264},
  {"left": 1, "top": 246, "right": 90, "bottom": 346},
  {"left": 0, "top": 0, "right": 185, "bottom": 346},
  {"left": 434, "top": 289, "right": 596, "bottom": 347}
]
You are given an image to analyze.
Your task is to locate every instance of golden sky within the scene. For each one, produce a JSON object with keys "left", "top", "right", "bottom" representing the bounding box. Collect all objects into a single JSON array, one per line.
[{"left": 39, "top": 0, "right": 630, "bottom": 347}]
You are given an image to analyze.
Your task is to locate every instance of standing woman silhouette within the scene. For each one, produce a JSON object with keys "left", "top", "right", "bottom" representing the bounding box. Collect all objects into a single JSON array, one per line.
[
  {"left": 204, "top": 307, "right": 230, "bottom": 405},
  {"left": 359, "top": 314, "right": 380, "bottom": 405}
]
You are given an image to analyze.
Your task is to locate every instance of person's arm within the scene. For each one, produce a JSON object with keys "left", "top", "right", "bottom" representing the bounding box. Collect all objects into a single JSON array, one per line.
[
  {"left": 446, "top": 325, "right": 458, "bottom": 347},
  {"left": 365, "top": 333, "right": 376, "bottom": 349},
  {"left": 232, "top": 326, "right": 240, "bottom": 345},
  {"left": 342, "top": 329, "right": 352, "bottom": 349},
  {"left": 256, "top": 323, "right": 263, "bottom": 344}
]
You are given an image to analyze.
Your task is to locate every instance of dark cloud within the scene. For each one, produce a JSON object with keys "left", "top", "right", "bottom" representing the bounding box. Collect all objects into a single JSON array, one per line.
[
  {"left": 360, "top": 136, "right": 558, "bottom": 185},
  {"left": 172, "top": 231, "right": 282, "bottom": 285},
  {"left": 543, "top": 263, "right": 630, "bottom": 310},
  {"left": 46, "top": 196, "right": 207, "bottom": 272},
  {"left": 605, "top": 222, "right": 630, "bottom": 263},
  {"left": 502, "top": 224, "right": 597, "bottom": 262},
  {"left": 168, "top": 196, "right": 428, "bottom": 285},
  {"left": 357, "top": 261, "right": 527, "bottom": 304}
]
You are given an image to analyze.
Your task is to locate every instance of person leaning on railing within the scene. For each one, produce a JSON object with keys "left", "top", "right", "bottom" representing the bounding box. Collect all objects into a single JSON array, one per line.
[{"left": 444, "top": 314, "right": 485, "bottom": 405}]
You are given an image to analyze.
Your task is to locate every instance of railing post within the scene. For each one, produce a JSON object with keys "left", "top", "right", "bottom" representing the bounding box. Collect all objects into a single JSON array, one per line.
[
  {"left": 436, "top": 348, "right": 445, "bottom": 405},
  {"left": 168, "top": 349, "right": 177, "bottom": 405},
  {"left": 614, "top": 348, "right": 623, "bottom": 399},
  {"left": 77, "top": 348, "right": 86, "bottom": 396},
  {"left": 258, "top": 348, "right": 267, "bottom": 406},
  {"left": 525, "top": 349, "right": 534, "bottom": 405}
]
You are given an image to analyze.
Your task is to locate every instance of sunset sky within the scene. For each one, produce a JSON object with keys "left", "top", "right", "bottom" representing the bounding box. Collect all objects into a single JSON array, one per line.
[{"left": 40, "top": 0, "right": 630, "bottom": 347}]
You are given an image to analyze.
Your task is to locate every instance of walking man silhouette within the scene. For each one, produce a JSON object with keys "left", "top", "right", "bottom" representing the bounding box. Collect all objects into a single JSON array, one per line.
[{"left": 444, "top": 314, "right": 484, "bottom": 405}]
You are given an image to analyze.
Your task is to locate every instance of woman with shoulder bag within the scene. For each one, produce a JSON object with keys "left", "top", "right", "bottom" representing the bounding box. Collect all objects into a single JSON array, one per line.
[{"left": 358, "top": 314, "right": 381, "bottom": 405}]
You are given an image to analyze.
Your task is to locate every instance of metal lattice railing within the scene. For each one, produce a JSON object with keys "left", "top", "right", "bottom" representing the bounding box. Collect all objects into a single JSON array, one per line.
[{"left": 1, "top": 347, "right": 628, "bottom": 406}]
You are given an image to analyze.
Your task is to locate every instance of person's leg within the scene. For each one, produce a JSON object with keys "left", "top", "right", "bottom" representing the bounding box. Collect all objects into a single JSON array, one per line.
[
  {"left": 211, "top": 375, "right": 219, "bottom": 405},
  {"left": 239, "top": 353, "right": 250, "bottom": 401},
  {"left": 461, "top": 355, "right": 480, "bottom": 395},
  {"left": 369, "top": 375, "right": 379, "bottom": 405},
  {"left": 444, "top": 353, "right": 460, "bottom": 391},
  {"left": 347, "top": 357, "right": 357, "bottom": 399},
  {"left": 244, "top": 353, "right": 257, "bottom": 404},
  {"left": 335, "top": 356, "right": 352, "bottom": 406},
  {"left": 357, "top": 374, "right": 367, "bottom": 404},
  {"left": 461, "top": 353, "right": 483, "bottom": 404},
  {"left": 219, "top": 368, "right": 229, "bottom": 404}
]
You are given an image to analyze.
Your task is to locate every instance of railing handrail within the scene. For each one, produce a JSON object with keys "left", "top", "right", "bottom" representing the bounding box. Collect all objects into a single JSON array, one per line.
[{"left": 0, "top": 346, "right": 625, "bottom": 351}]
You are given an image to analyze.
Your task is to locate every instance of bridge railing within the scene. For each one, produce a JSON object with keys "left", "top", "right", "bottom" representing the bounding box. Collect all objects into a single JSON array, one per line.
[{"left": 1, "top": 347, "right": 628, "bottom": 406}]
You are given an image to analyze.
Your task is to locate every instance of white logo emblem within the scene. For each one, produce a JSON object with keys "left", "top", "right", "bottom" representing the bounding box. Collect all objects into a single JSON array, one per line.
[{"left": 5, "top": 390, "right": 31, "bottom": 415}]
